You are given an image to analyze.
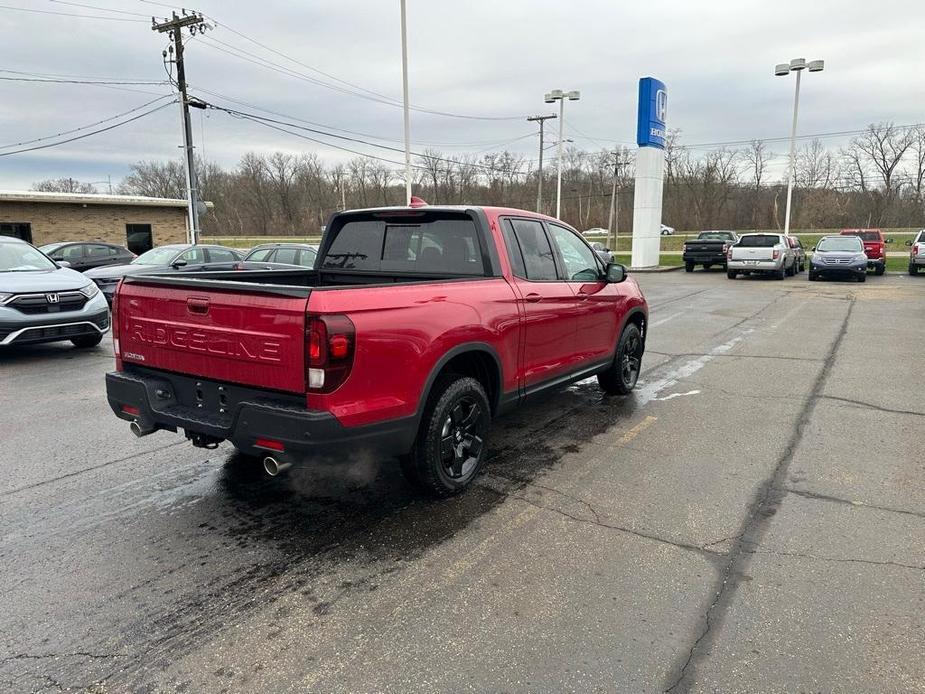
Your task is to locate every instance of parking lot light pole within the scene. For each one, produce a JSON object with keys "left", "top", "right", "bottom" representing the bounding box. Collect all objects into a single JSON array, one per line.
[
  {"left": 776, "top": 58, "right": 824, "bottom": 235},
  {"left": 545, "top": 89, "right": 580, "bottom": 219}
]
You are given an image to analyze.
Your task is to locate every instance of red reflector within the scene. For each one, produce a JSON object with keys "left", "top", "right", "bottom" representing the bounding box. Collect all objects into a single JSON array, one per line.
[
  {"left": 255, "top": 438, "right": 285, "bottom": 451},
  {"left": 121, "top": 404, "right": 140, "bottom": 416},
  {"left": 329, "top": 334, "right": 350, "bottom": 359}
]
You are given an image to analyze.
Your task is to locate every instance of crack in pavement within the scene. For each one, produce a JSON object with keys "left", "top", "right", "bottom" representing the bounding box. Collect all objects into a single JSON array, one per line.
[
  {"left": 478, "top": 480, "right": 724, "bottom": 560},
  {"left": 742, "top": 546, "right": 925, "bottom": 572},
  {"left": 661, "top": 296, "right": 856, "bottom": 693},
  {"left": 819, "top": 394, "right": 925, "bottom": 418},
  {"left": 649, "top": 288, "right": 713, "bottom": 310},
  {"left": 781, "top": 487, "right": 925, "bottom": 519},
  {"left": 1, "top": 651, "right": 126, "bottom": 663},
  {"left": 0, "top": 440, "right": 188, "bottom": 498},
  {"left": 646, "top": 350, "right": 823, "bottom": 364}
]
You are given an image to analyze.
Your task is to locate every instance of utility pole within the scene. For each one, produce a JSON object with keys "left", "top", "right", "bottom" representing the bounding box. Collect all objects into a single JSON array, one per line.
[
  {"left": 400, "top": 0, "right": 412, "bottom": 205},
  {"left": 608, "top": 148, "right": 627, "bottom": 251},
  {"left": 527, "top": 114, "right": 556, "bottom": 213},
  {"left": 153, "top": 11, "right": 210, "bottom": 244}
]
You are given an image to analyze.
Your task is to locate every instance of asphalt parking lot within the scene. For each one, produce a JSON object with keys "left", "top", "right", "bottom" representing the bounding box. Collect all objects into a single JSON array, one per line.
[{"left": 1, "top": 270, "right": 923, "bottom": 693}]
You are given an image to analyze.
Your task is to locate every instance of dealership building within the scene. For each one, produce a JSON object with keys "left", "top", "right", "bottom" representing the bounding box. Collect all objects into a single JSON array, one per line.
[{"left": 0, "top": 190, "right": 200, "bottom": 254}]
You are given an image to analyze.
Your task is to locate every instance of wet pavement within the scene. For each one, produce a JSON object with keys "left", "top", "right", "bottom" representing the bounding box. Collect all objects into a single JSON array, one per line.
[{"left": 1, "top": 271, "right": 923, "bottom": 693}]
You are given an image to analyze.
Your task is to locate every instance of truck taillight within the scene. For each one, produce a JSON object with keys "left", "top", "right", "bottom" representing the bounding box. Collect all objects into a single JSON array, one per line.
[
  {"left": 914, "top": 244, "right": 919, "bottom": 256},
  {"left": 112, "top": 285, "right": 122, "bottom": 371},
  {"left": 722, "top": 243, "right": 728, "bottom": 254},
  {"left": 727, "top": 246, "right": 734, "bottom": 260},
  {"left": 306, "top": 314, "right": 355, "bottom": 393},
  {"left": 772, "top": 249, "right": 780, "bottom": 260}
]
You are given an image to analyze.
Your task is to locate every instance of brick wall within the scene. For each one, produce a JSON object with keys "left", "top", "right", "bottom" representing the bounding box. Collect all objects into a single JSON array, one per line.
[{"left": 0, "top": 201, "right": 188, "bottom": 247}]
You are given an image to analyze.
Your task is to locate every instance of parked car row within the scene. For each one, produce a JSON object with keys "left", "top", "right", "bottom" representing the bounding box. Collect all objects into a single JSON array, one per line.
[{"left": 906, "top": 229, "right": 925, "bottom": 275}]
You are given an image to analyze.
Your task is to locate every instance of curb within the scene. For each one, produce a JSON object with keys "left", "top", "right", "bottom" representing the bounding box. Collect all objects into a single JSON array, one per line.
[{"left": 628, "top": 265, "right": 684, "bottom": 273}]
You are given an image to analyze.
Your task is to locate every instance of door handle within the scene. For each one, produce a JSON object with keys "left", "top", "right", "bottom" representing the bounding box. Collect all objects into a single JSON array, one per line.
[
  {"left": 525, "top": 293, "right": 542, "bottom": 303},
  {"left": 576, "top": 292, "right": 589, "bottom": 300},
  {"left": 187, "top": 297, "right": 210, "bottom": 315}
]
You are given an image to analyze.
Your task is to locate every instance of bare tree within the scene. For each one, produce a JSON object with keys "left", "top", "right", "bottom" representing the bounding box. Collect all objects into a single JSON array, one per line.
[
  {"left": 119, "top": 160, "right": 186, "bottom": 198},
  {"left": 848, "top": 123, "right": 914, "bottom": 197},
  {"left": 32, "top": 177, "right": 98, "bottom": 194},
  {"left": 907, "top": 125, "right": 925, "bottom": 201},
  {"left": 796, "top": 139, "right": 836, "bottom": 189}
]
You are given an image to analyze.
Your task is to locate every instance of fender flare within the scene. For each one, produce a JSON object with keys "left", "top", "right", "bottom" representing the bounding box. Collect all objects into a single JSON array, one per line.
[
  {"left": 613, "top": 306, "right": 648, "bottom": 355},
  {"left": 414, "top": 341, "right": 504, "bottom": 423}
]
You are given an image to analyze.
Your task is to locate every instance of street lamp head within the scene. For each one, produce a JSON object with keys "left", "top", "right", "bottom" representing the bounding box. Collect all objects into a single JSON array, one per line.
[
  {"left": 567, "top": 90, "right": 580, "bottom": 101},
  {"left": 544, "top": 93, "right": 556, "bottom": 103},
  {"left": 789, "top": 57, "right": 807, "bottom": 71},
  {"left": 807, "top": 59, "right": 825, "bottom": 72},
  {"left": 774, "top": 63, "right": 790, "bottom": 76}
]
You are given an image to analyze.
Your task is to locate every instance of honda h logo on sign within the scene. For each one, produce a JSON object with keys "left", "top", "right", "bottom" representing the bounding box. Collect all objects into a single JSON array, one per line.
[
  {"left": 46, "top": 293, "right": 59, "bottom": 304},
  {"left": 656, "top": 89, "right": 667, "bottom": 122}
]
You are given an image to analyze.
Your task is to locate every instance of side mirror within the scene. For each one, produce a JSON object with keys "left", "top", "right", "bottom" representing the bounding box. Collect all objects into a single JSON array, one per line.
[
  {"left": 905, "top": 240, "right": 914, "bottom": 246},
  {"left": 57, "top": 260, "right": 71, "bottom": 268},
  {"left": 171, "top": 258, "right": 188, "bottom": 268},
  {"left": 606, "top": 262, "right": 627, "bottom": 283},
  {"left": 885, "top": 238, "right": 894, "bottom": 243},
  {"left": 811, "top": 246, "right": 816, "bottom": 252}
]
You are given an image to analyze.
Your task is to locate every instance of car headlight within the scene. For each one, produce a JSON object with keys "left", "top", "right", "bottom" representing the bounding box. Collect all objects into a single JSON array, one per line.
[{"left": 79, "top": 283, "right": 100, "bottom": 299}]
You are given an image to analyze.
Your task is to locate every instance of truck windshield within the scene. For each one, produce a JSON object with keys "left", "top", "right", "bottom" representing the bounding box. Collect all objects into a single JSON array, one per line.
[
  {"left": 0, "top": 242, "right": 58, "bottom": 272},
  {"left": 698, "top": 232, "right": 733, "bottom": 240},
  {"left": 738, "top": 235, "right": 779, "bottom": 247},
  {"left": 322, "top": 214, "right": 485, "bottom": 275},
  {"left": 818, "top": 238, "right": 863, "bottom": 252}
]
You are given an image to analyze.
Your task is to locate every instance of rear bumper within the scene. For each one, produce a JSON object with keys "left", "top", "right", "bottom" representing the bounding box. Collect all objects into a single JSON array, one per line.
[
  {"left": 911, "top": 256, "right": 925, "bottom": 267},
  {"left": 727, "top": 259, "right": 783, "bottom": 272},
  {"left": 682, "top": 252, "right": 726, "bottom": 264},
  {"left": 105, "top": 368, "right": 417, "bottom": 461}
]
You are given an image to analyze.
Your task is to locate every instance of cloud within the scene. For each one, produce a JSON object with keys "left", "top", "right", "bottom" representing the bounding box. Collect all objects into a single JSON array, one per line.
[{"left": 0, "top": 0, "right": 922, "bottom": 189}]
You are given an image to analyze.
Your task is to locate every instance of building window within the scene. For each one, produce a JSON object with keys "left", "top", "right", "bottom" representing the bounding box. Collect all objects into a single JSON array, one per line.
[
  {"left": 126, "top": 224, "right": 153, "bottom": 254},
  {"left": 0, "top": 222, "right": 32, "bottom": 243}
]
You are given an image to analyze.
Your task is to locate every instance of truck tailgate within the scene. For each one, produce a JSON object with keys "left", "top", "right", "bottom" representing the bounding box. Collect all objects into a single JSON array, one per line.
[
  {"left": 117, "top": 278, "right": 309, "bottom": 393},
  {"left": 731, "top": 247, "right": 775, "bottom": 261}
]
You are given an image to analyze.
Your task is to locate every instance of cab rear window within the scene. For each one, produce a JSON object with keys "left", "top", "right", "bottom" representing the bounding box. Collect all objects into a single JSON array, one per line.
[
  {"left": 322, "top": 213, "right": 486, "bottom": 275},
  {"left": 738, "top": 235, "right": 779, "bottom": 247}
]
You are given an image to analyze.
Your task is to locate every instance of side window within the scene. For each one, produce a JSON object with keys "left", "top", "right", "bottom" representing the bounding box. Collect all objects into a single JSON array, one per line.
[
  {"left": 501, "top": 219, "right": 526, "bottom": 279},
  {"left": 207, "top": 248, "right": 238, "bottom": 263},
  {"left": 274, "top": 248, "right": 300, "bottom": 265},
  {"left": 86, "top": 244, "right": 113, "bottom": 258},
  {"left": 547, "top": 224, "right": 600, "bottom": 281},
  {"left": 180, "top": 247, "right": 206, "bottom": 264},
  {"left": 509, "top": 219, "right": 557, "bottom": 281},
  {"left": 62, "top": 245, "right": 85, "bottom": 261},
  {"left": 247, "top": 248, "right": 273, "bottom": 262},
  {"left": 298, "top": 248, "right": 317, "bottom": 267}
]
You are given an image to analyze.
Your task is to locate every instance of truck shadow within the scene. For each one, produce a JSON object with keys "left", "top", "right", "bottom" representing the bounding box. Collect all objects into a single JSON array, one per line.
[{"left": 110, "top": 379, "right": 646, "bottom": 682}]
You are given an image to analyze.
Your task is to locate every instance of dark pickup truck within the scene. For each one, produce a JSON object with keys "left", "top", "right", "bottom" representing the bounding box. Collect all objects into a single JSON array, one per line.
[
  {"left": 105, "top": 204, "right": 648, "bottom": 497},
  {"left": 682, "top": 231, "right": 739, "bottom": 272}
]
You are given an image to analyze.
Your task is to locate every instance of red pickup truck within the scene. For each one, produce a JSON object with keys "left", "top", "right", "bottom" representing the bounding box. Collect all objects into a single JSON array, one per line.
[
  {"left": 105, "top": 205, "right": 648, "bottom": 496},
  {"left": 839, "top": 228, "right": 890, "bottom": 275}
]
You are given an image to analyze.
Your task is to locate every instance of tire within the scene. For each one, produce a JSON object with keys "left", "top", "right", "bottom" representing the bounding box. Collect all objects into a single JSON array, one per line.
[
  {"left": 71, "top": 333, "right": 103, "bottom": 348},
  {"left": 809, "top": 271, "right": 818, "bottom": 282},
  {"left": 684, "top": 262, "right": 694, "bottom": 273},
  {"left": 857, "top": 274, "right": 866, "bottom": 283},
  {"left": 704, "top": 263, "right": 712, "bottom": 270},
  {"left": 776, "top": 266, "right": 786, "bottom": 280},
  {"left": 598, "top": 323, "right": 644, "bottom": 396},
  {"left": 727, "top": 270, "right": 737, "bottom": 280},
  {"left": 404, "top": 375, "right": 491, "bottom": 497},
  {"left": 910, "top": 263, "right": 919, "bottom": 276},
  {"left": 874, "top": 263, "right": 885, "bottom": 276},
  {"left": 785, "top": 262, "right": 795, "bottom": 277}
]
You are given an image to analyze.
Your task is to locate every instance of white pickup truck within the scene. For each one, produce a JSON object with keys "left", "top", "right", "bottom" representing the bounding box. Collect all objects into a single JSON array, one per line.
[{"left": 726, "top": 233, "right": 796, "bottom": 280}]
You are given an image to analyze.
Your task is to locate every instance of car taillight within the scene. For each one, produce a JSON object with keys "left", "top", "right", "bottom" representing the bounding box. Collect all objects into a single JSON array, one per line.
[
  {"left": 914, "top": 244, "right": 920, "bottom": 256},
  {"left": 721, "top": 244, "right": 728, "bottom": 254},
  {"left": 112, "top": 286, "right": 122, "bottom": 371},
  {"left": 772, "top": 249, "right": 780, "bottom": 260},
  {"left": 727, "top": 246, "right": 734, "bottom": 259},
  {"left": 306, "top": 314, "right": 355, "bottom": 393}
]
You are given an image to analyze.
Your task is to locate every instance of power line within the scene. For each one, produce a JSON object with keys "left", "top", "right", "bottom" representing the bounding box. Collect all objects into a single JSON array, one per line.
[
  {"left": 0, "top": 100, "right": 175, "bottom": 157},
  {"left": 0, "top": 95, "right": 174, "bottom": 150},
  {"left": 49, "top": 0, "right": 151, "bottom": 17},
  {"left": 190, "top": 85, "right": 529, "bottom": 148},
  {"left": 0, "top": 76, "right": 166, "bottom": 86},
  {"left": 204, "top": 101, "right": 534, "bottom": 176},
  {"left": 193, "top": 19, "right": 525, "bottom": 121},
  {"left": 0, "top": 2, "right": 147, "bottom": 21}
]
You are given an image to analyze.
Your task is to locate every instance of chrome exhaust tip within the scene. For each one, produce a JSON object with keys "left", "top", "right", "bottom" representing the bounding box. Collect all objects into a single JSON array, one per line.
[
  {"left": 130, "top": 420, "right": 154, "bottom": 438},
  {"left": 263, "top": 456, "right": 292, "bottom": 477}
]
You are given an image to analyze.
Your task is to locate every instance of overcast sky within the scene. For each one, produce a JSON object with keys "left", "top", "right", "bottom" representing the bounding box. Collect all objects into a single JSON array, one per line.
[{"left": 0, "top": 0, "right": 922, "bottom": 190}]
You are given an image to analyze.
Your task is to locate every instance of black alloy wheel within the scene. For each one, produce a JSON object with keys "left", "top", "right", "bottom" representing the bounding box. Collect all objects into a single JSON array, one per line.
[{"left": 599, "top": 323, "right": 644, "bottom": 395}]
